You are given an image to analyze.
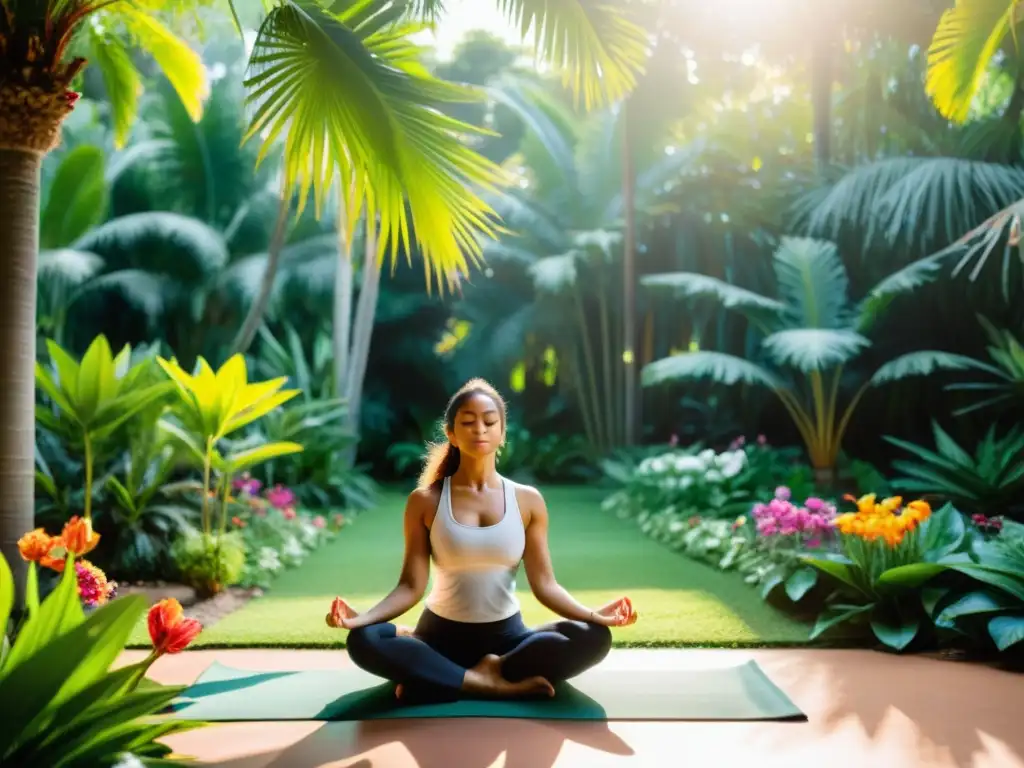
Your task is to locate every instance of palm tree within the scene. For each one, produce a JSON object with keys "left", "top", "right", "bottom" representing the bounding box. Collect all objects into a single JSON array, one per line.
[
  {"left": 640, "top": 236, "right": 978, "bottom": 487},
  {"left": 0, "top": 0, "right": 649, "bottom": 584}
]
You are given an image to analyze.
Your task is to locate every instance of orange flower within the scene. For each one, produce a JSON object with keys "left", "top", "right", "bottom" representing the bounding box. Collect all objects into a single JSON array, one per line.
[
  {"left": 62, "top": 516, "right": 100, "bottom": 556},
  {"left": 148, "top": 598, "right": 203, "bottom": 655},
  {"left": 17, "top": 528, "right": 58, "bottom": 562},
  {"left": 904, "top": 500, "right": 931, "bottom": 522}
]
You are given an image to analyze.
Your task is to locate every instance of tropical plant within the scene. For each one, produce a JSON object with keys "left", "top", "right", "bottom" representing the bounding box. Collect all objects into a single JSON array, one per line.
[
  {"left": 944, "top": 316, "right": 1024, "bottom": 414},
  {"left": 885, "top": 422, "right": 1024, "bottom": 519},
  {"left": 155, "top": 353, "right": 302, "bottom": 537},
  {"left": 34, "top": 336, "right": 174, "bottom": 521},
  {"left": 0, "top": 543, "right": 202, "bottom": 765},
  {"left": 801, "top": 496, "right": 966, "bottom": 651},
  {"left": 640, "top": 236, "right": 981, "bottom": 486},
  {"left": 925, "top": 520, "right": 1024, "bottom": 654}
]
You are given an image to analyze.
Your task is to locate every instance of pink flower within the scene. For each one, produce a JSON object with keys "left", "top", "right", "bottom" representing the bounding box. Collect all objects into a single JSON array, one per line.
[
  {"left": 233, "top": 473, "right": 262, "bottom": 496},
  {"left": 805, "top": 537, "right": 822, "bottom": 548},
  {"left": 282, "top": 507, "right": 297, "bottom": 521},
  {"left": 757, "top": 518, "right": 778, "bottom": 536},
  {"left": 313, "top": 515, "right": 326, "bottom": 529},
  {"left": 75, "top": 561, "right": 117, "bottom": 607},
  {"left": 729, "top": 435, "right": 746, "bottom": 450},
  {"left": 266, "top": 485, "right": 296, "bottom": 509},
  {"left": 805, "top": 497, "right": 825, "bottom": 512},
  {"left": 774, "top": 486, "right": 791, "bottom": 501}
]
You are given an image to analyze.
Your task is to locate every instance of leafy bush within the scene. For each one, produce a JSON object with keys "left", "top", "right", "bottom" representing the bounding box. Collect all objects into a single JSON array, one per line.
[
  {"left": 1, "top": 534, "right": 203, "bottom": 765},
  {"left": 171, "top": 530, "right": 247, "bottom": 599},
  {"left": 801, "top": 496, "right": 965, "bottom": 651},
  {"left": 885, "top": 422, "right": 1024, "bottom": 520}
]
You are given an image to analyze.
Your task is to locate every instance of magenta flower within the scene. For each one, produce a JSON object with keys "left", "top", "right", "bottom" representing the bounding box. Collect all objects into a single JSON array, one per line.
[
  {"left": 233, "top": 473, "right": 262, "bottom": 496},
  {"left": 266, "top": 484, "right": 296, "bottom": 509},
  {"left": 774, "top": 486, "right": 791, "bottom": 501}
]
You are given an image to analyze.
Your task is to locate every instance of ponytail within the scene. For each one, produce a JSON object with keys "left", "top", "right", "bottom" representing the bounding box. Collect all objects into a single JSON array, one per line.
[
  {"left": 417, "top": 442, "right": 461, "bottom": 490},
  {"left": 416, "top": 377, "right": 507, "bottom": 491}
]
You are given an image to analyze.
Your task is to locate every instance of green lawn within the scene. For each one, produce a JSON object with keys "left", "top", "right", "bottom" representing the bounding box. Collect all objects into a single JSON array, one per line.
[{"left": 129, "top": 485, "right": 813, "bottom": 648}]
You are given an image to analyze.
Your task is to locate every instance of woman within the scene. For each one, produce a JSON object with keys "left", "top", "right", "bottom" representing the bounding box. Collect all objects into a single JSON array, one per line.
[{"left": 326, "top": 378, "right": 638, "bottom": 703}]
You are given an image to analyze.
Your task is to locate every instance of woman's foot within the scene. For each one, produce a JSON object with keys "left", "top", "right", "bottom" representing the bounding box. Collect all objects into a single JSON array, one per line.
[{"left": 461, "top": 654, "right": 555, "bottom": 699}]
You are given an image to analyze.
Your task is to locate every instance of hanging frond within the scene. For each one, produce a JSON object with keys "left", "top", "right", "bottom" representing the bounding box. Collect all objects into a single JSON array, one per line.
[
  {"left": 496, "top": 0, "right": 648, "bottom": 109},
  {"left": 641, "top": 272, "right": 785, "bottom": 319},
  {"left": 243, "top": 1, "right": 507, "bottom": 292},
  {"left": 869, "top": 350, "right": 989, "bottom": 385},
  {"left": 484, "top": 189, "right": 568, "bottom": 251},
  {"left": 642, "top": 351, "right": 782, "bottom": 389},
  {"left": 77, "top": 269, "right": 171, "bottom": 320},
  {"left": 762, "top": 328, "right": 870, "bottom": 372},
  {"left": 926, "top": 0, "right": 1019, "bottom": 123},
  {"left": 74, "top": 212, "right": 229, "bottom": 283},
  {"left": 856, "top": 255, "right": 945, "bottom": 330},
  {"left": 772, "top": 237, "right": 853, "bottom": 328}
]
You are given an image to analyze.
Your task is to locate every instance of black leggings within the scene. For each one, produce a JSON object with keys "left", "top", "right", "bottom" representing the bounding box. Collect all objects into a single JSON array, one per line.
[{"left": 346, "top": 608, "right": 612, "bottom": 701}]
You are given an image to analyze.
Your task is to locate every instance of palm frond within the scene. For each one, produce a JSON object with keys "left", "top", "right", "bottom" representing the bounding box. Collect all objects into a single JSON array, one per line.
[
  {"left": 74, "top": 212, "right": 229, "bottom": 283},
  {"left": 926, "top": 0, "right": 1018, "bottom": 123},
  {"left": 641, "top": 351, "right": 782, "bottom": 389},
  {"left": 484, "top": 189, "right": 568, "bottom": 250},
  {"left": 75, "top": 269, "right": 171, "bottom": 320},
  {"left": 856, "top": 255, "right": 945, "bottom": 330},
  {"left": 529, "top": 252, "right": 578, "bottom": 293},
  {"left": 641, "top": 272, "right": 784, "bottom": 330},
  {"left": 244, "top": 1, "right": 506, "bottom": 291},
  {"left": 772, "top": 237, "right": 852, "bottom": 328},
  {"left": 40, "top": 145, "right": 107, "bottom": 249},
  {"left": 86, "top": 29, "right": 144, "bottom": 149},
  {"left": 762, "top": 328, "right": 870, "bottom": 372},
  {"left": 869, "top": 350, "right": 989, "bottom": 386},
  {"left": 37, "top": 249, "right": 105, "bottom": 286},
  {"left": 496, "top": 0, "right": 648, "bottom": 108}
]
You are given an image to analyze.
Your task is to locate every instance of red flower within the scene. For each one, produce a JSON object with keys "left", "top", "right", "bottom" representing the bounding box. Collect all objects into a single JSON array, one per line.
[{"left": 148, "top": 599, "right": 203, "bottom": 655}]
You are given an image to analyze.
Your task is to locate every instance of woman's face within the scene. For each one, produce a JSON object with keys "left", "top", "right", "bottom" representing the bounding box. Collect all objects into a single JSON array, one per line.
[{"left": 448, "top": 393, "right": 504, "bottom": 459}]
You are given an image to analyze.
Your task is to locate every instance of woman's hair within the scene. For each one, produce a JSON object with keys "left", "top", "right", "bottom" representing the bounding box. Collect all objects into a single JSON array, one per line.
[{"left": 417, "top": 378, "right": 507, "bottom": 490}]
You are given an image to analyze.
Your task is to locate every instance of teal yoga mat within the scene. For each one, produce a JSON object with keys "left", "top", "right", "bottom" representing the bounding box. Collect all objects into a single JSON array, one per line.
[{"left": 170, "top": 660, "right": 805, "bottom": 722}]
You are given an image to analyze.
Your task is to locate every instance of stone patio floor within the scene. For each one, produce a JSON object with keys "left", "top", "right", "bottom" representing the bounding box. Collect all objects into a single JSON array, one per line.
[{"left": 119, "top": 647, "right": 1024, "bottom": 768}]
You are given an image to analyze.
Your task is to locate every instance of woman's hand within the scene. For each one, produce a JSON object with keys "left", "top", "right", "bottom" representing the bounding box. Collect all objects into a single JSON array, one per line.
[
  {"left": 590, "top": 596, "right": 638, "bottom": 627},
  {"left": 325, "top": 597, "right": 359, "bottom": 630}
]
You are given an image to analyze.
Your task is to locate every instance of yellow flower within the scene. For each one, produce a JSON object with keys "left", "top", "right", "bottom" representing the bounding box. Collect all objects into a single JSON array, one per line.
[{"left": 878, "top": 496, "right": 903, "bottom": 515}]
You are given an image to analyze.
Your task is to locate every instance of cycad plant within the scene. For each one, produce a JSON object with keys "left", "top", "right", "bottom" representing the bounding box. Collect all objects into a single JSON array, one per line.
[
  {"left": 640, "top": 236, "right": 978, "bottom": 487},
  {"left": 0, "top": 0, "right": 649, "bottom": 574}
]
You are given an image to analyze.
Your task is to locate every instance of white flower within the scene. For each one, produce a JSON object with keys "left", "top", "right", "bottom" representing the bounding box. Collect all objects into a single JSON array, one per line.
[
  {"left": 283, "top": 537, "right": 304, "bottom": 559},
  {"left": 674, "top": 456, "right": 705, "bottom": 473},
  {"left": 258, "top": 547, "right": 281, "bottom": 571},
  {"left": 705, "top": 469, "right": 723, "bottom": 483},
  {"left": 720, "top": 452, "right": 747, "bottom": 479},
  {"left": 698, "top": 449, "right": 716, "bottom": 467},
  {"left": 680, "top": 475, "right": 694, "bottom": 489},
  {"left": 649, "top": 458, "right": 667, "bottom": 473}
]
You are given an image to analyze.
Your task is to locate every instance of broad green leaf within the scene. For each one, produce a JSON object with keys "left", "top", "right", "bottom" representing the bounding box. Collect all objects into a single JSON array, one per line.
[
  {"left": 784, "top": 567, "right": 818, "bottom": 602},
  {"left": 0, "top": 554, "right": 12, "bottom": 646},
  {"left": 106, "top": 477, "right": 137, "bottom": 514},
  {"left": 2, "top": 557, "right": 82, "bottom": 673},
  {"left": 762, "top": 328, "right": 869, "bottom": 372},
  {"left": 39, "top": 146, "right": 107, "bottom": 249},
  {"left": 642, "top": 351, "right": 782, "bottom": 389},
  {"left": 809, "top": 603, "right": 872, "bottom": 641},
  {"left": 44, "top": 340, "right": 81, "bottom": 396},
  {"left": 89, "top": 382, "right": 174, "bottom": 438},
  {"left": 220, "top": 442, "right": 304, "bottom": 474},
  {"left": 876, "top": 562, "right": 949, "bottom": 588},
  {"left": 801, "top": 555, "right": 869, "bottom": 597},
  {"left": 988, "top": 614, "right": 1024, "bottom": 651},
  {"left": 870, "top": 610, "right": 920, "bottom": 651},
  {"left": 34, "top": 363, "right": 77, "bottom": 421},
  {"left": 223, "top": 388, "right": 301, "bottom": 436},
  {"left": 54, "top": 718, "right": 203, "bottom": 767},
  {"left": 25, "top": 563, "right": 39, "bottom": 617},
  {"left": 937, "top": 590, "right": 1017, "bottom": 624},
  {"left": 772, "top": 237, "right": 851, "bottom": 328},
  {"left": 926, "top": 0, "right": 1018, "bottom": 123},
  {"left": 156, "top": 419, "right": 206, "bottom": 464},
  {"left": 950, "top": 563, "right": 1024, "bottom": 601},
  {"left": 921, "top": 585, "right": 954, "bottom": 617},
  {"left": 759, "top": 568, "right": 785, "bottom": 600},
  {"left": 870, "top": 351, "right": 984, "bottom": 386},
  {"left": 920, "top": 502, "right": 967, "bottom": 558},
  {"left": 75, "top": 336, "right": 115, "bottom": 422}
]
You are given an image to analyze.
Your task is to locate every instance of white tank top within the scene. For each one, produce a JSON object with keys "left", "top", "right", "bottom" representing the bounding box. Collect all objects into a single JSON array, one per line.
[{"left": 425, "top": 476, "right": 525, "bottom": 623}]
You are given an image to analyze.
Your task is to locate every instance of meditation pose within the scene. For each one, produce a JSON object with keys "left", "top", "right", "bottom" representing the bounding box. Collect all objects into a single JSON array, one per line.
[{"left": 326, "top": 378, "right": 638, "bottom": 702}]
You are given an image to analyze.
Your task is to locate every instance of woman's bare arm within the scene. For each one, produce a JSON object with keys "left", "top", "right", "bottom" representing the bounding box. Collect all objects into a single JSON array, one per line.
[
  {"left": 520, "top": 487, "right": 599, "bottom": 623},
  {"left": 341, "top": 490, "right": 433, "bottom": 630}
]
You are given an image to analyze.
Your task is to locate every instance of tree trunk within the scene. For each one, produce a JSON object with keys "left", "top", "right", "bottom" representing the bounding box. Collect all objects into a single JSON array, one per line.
[
  {"left": 228, "top": 195, "right": 290, "bottom": 356},
  {"left": 343, "top": 221, "right": 381, "bottom": 464},
  {"left": 621, "top": 105, "right": 638, "bottom": 446},
  {"left": 332, "top": 199, "right": 354, "bottom": 400},
  {"left": 0, "top": 149, "right": 43, "bottom": 598},
  {"left": 810, "top": 36, "right": 834, "bottom": 176}
]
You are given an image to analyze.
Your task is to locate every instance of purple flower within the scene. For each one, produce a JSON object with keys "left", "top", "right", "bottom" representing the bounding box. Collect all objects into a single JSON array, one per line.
[
  {"left": 233, "top": 473, "right": 262, "bottom": 496},
  {"left": 774, "top": 486, "right": 791, "bottom": 501},
  {"left": 804, "top": 497, "right": 825, "bottom": 512},
  {"left": 266, "top": 484, "right": 296, "bottom": 509}
]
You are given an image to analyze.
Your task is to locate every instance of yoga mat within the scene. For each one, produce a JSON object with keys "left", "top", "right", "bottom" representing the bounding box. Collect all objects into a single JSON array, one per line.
[{"left": 170, "top": 660, "right": 805, "bottom": 722}]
